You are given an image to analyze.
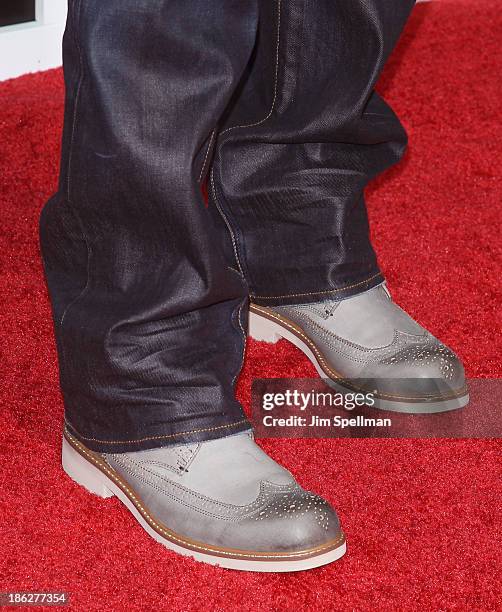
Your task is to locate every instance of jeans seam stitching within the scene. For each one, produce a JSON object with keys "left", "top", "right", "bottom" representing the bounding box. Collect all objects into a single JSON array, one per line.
[
  {"left": 209, "top": 169, "right": 245, "bottom": 276},
  {"left": 231, "top": 299, "right": 248, "bottom": 386},
  {"left": 210, "top": 0, "right": 280, "bottom": 281},
  {"left": 59, "top": 0, "right": 93, "bottom": 343},
  {"left": 250, "top": 272, "right": 383, "bottom": 300},
  {"left": 198, "top": 129, "right": 216, "bottom": 183},
  {"left": 66, "top": 0, "right": 83, "bottom": 205},
  {"left": 219, "top": 0, "right": 282, "bottom": 136},
  {"left": 65, "top": 418, "right": 249, "bottom": 445}
]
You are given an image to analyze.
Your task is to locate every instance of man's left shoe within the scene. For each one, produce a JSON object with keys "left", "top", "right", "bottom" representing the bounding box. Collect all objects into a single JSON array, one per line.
[{"left": 249, "top": 283, "right": 468, "bottom": 413}]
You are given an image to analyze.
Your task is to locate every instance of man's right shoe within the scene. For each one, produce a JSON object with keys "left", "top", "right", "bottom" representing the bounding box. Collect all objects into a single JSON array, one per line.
[{"left": 62, "top": 428, "right": 346, "bottom": 572}]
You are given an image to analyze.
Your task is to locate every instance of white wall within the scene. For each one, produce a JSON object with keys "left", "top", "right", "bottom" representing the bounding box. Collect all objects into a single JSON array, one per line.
[{"left": 0, "top": 0, "right": 67, "bottom": 81}]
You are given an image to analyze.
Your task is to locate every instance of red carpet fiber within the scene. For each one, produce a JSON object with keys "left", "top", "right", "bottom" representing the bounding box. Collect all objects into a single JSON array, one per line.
[{"left": 1, "top": 1, "right": 501, "bottom": 610}]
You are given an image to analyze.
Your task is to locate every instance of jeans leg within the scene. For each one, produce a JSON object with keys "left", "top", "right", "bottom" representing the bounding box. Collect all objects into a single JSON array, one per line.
[
  {"left": 40, "top": 0, "right": 258, "bottom": 452},
  {"left": 209, "top": 0, "right": 415, "bottom": 306}
]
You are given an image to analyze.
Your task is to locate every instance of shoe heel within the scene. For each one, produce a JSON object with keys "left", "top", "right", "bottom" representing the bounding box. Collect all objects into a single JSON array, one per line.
[
  {"left": 248, "top": 311, "right": 282, "bottom": 343},
  {"left": 62, "top": 437, "right": 114, "bottom": 498}
]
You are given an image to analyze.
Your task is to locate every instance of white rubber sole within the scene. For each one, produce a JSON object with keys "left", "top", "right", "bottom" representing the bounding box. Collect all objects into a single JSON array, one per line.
[
  {"left": 62, "top": 436, "right": 346, "bottom": 572},
  {"left": 248, "top": 309, "right": 469, "bottom": 414}
]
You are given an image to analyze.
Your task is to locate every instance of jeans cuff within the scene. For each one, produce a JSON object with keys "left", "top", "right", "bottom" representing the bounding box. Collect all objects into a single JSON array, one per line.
[
  {"left": 249, "top": 271, "right": 385, "bottom": 307},
  {"left": 64, "top": 417, "right": 253, "bottom": 453}
]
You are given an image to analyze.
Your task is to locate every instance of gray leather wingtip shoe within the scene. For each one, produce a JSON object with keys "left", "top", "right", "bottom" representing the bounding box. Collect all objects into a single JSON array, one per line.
[
  {"left": 62, "top": 429, "right": 346, "bottom": 572},
  {"left": 249, "top": 283, "right": 468, "bottom": 413}
]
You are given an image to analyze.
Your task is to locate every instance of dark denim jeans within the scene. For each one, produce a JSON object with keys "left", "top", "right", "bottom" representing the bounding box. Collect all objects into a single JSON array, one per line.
[{"left": 40, "top": 0, "right": 415, "bottom": 452}]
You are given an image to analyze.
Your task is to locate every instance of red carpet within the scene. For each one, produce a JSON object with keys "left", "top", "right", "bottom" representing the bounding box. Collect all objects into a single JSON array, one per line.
[{"left": 1, "top": 1, "right": 501, "bottom": 610}]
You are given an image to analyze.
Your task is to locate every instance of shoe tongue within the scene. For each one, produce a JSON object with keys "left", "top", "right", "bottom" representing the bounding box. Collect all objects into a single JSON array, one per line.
[
  {"left": 184, "top": 432, "right": 295, "bottom": 505},
  {"left": 112, "top": 432, "right": 294, "bottom": 506},
  {"left": 333, "top": 284, "right": 424, "bottom": 346},
  {"left": 120, "top": 431, "right": 254, "bottom": 476},
  {"left": 304, "top": 284, "right": 388, "bottom": 317},
  {"left": 125, "top": 442, "right": 199, "bottom": 474},
  {"left": 320, "top": 300, "right": 340, "bottom": 314}
]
